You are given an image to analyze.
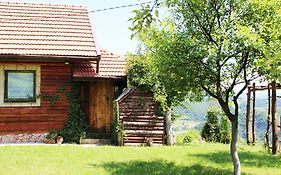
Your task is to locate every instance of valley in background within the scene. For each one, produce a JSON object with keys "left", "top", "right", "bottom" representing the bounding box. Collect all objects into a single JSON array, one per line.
[{"left": 173, "top": 91, "right": 281, "bottom": 143}]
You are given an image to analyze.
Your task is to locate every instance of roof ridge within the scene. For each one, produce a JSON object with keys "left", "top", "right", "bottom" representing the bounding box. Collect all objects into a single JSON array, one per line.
[
  {"left": 0, "top": 1, "right": 86, "bottom": 9},
  {"left": 100, "top": 49, "right": 127, "bottom": 57}
]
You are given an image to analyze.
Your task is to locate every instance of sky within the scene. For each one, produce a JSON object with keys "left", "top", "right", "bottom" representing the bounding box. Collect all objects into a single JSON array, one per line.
[{"left": 3, "top": 0, "right": 152, "bottom": 54}]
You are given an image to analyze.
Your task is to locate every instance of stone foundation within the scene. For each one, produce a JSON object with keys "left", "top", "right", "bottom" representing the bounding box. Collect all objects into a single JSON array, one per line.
[{"left": 0, "top": 133, "right": 47, "bottom": 143}]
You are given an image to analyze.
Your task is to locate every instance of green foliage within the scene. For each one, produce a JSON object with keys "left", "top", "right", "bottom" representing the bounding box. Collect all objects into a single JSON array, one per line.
[
  {"left": 58, "top": 84, "right": 88, "bottom": 143},
  {"left": 201, "top": 110, "right": 221, "bottom": 142},
  {"left": 41, "top": 93, "right": 61, "bottom": 106},
  {"left": 127, "top": 54, "right": 169, "bottom": 109},
  {"left": 201, "top": 109, "right": 231, "bottom": 144},
  {"left": 45, "top": 129, "right": 57, "bottom": 140},
  {"left": 175, "top": 133, "right": 184, "bottom": 144},
  {"left": 129, "top": 1, "right": 160, "bottom": 38},
  {"left": 220, "top": 115, "right": 231, "bottom": 144},
  {"left": 182, "top": 129, "right": 200, "bottom": 143},
  {"left": 128, "top": 31, "right": 205, "bottom": 110},
  {"left": 249, "top": 1, "right": 281, "bottom": 81},
  {"left": 171, "top": 112, "right": 181, "bottom": 123},
  {"left": 128, "top": 0, "right": 281, "bottom": 119}
]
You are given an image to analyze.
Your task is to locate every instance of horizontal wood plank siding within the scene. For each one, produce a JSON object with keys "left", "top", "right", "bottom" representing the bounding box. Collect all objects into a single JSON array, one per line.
[
  {"left": 119, "top": 89, "right": 164, "bottom": 145},
  {"left": 0, "top": 62, "right": 71, "bottom": 134}
]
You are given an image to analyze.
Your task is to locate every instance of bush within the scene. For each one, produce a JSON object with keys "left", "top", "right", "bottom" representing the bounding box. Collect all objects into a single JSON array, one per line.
[
  {"left": 220, "top": 115, "right": 231, "bottom": 144},
  {"left": 45, "top": 129, "right": 57, "bottom": 140},
  {"left": 176, "top": 134, "right": 184, "bottom": 144},
  {"left": 201, "top": 108, "right": 231, "bottom": 144},
  {"left": 183, "top": 129, "right": 200, "bottom": 143},
  {"left": 201, "top": 110, "right": 220, "bottom": 142}
]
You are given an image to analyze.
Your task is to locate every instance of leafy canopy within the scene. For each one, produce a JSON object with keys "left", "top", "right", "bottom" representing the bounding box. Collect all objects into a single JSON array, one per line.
[
  {"left": 250, "top": 0, "right": 281, "bottom": 81},
  {"left": 128, "top": 0, "right": 281, "bottom": 118}
]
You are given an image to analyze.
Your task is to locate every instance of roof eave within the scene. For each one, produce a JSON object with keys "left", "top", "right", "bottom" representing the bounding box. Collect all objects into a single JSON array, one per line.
[
  {"left": 73, "top": 75, "right": 127, "bottom": 81},
  {"left": 0, "top": 54, "right": 101, "bottom": 62}
]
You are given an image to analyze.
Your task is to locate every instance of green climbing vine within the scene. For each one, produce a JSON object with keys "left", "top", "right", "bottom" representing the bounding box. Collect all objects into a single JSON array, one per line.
[
  {"left": 57, "top": 82, "right": 88, "bottom": 143},
  {"left": 41, "top": 80, "right": 71, "bottom": 107},
  {"left": 41, "top": 94, "right": 61, "bottom": 106}
]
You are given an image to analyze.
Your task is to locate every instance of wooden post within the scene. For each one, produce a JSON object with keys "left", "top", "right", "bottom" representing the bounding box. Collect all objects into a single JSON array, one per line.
[
  {"left": 265, "top": 84, "right": 271, "bottom": 148},
  {"left": 271, "top": 81, "right": 279, "bottom": 154},
  {"left": 246, "top": 87, "right": 251, "bottom": 145},
  {"left": 252, "top": 83, "right": 256, "bottom": 145}
]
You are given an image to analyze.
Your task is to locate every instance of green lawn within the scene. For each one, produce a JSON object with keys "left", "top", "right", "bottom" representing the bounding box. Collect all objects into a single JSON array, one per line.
[{"left": 0, "top": 143, "right": 280, "bottom": 175}]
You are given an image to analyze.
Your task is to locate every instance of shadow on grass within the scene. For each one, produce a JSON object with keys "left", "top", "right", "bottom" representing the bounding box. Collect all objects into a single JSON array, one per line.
[
  {"left": 90, "top": 160, "right": 232, "bottom": 175},
  {"left": 191, "top": 150, "right": 281, "bottom": 168}
]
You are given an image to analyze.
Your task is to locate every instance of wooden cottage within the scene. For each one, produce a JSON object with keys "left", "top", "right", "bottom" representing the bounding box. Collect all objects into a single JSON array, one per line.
[{"left": 0, "top": 1, "right": 164, "bottom": 144}]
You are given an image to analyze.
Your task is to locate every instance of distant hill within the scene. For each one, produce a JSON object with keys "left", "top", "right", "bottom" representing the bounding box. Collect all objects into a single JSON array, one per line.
[{"left": 173, "top": 91, "right": 281, "bottom": 143}]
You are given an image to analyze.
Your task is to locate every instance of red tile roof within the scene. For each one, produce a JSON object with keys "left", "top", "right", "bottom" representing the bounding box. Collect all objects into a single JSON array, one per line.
[
  {"left": 73, "top": 50, "right": 127, "bottom": 79},
  {"left": 98, "top": 49, "right": 127, "bottom": 77},
  {"left": 73, "top": 61, "right": 96, "bottom": 78},
  {"left": 0, "top": 1, "right": 99, "bottom": 58}
]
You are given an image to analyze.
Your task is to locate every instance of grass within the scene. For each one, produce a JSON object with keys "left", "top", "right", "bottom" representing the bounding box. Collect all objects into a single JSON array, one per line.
[{"left": 0, "top": 143, "right": 280, "bottom": 175}]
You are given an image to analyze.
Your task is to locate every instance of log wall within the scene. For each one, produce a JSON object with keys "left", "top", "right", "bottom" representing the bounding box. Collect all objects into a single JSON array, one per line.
[
  {"left": 118, "top": 88, "right": 164, "bottom": 146},
  {"left": 0, "top": 62, "right": 71, "bottom": 133}
]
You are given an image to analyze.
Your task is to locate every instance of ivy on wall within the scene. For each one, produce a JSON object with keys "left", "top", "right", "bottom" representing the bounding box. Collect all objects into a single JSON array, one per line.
[{"left": 57, "top": 82, "right": 88, "bottom": 143}]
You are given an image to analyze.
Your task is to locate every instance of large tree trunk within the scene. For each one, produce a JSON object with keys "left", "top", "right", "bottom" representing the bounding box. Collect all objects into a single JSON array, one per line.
[
  {"left": 165, "top": 109, "right": 175, "bottom": 145},
  {"left": 230, "top": 118, "right": 241, "bottom": 175}
]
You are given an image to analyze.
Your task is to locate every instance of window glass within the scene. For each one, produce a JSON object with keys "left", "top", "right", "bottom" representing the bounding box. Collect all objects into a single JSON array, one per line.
[{"left": 5, "top": 71, "right": 35, "bottom": 101}]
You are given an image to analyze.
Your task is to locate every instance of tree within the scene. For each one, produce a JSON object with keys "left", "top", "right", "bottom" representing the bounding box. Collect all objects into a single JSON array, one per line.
[
  {"left": 129, "top": 1, "right": 281, "bottom": 174},
  {"left": 201, "top": 109, "right": 221, "bottom": 142}
]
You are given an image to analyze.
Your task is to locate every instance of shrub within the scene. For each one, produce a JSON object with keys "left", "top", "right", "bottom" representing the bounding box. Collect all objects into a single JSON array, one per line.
[
  {"left": 220, "top": 115, "right": 231, "bottom": 144},
  {"left": 201, "top": 109, "right": 220, "bottom": 142},
  {"left": 45, "top": 129, "right": 57, "bottom": 140},
  {"left": 201, "top": 108, "right": 231, "bottom": 144},
  {"left": 176, "top": 134, "right": 184, "bottom": 144},
  {"left": 183, "top": 129, "right": 200, "bottom": 143}
]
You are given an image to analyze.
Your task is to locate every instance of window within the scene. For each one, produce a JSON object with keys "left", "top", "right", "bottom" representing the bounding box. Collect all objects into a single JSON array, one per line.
[{"left": 4, "top": 70, "right": 36, "bottom": 102}]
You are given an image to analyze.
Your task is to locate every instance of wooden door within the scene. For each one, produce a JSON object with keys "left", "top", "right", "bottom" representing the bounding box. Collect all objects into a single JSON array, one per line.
[{"left": 89, "top": 81, "right": 114, "bottom": 133}]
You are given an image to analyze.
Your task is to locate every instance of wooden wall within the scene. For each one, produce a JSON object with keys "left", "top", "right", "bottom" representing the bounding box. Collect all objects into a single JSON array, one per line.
[
  {"left": 118, "top": 88, "right": 164, "bottom": 146},
  {"left": 89, "top": 81, "right": 114, "bottom": 133},
  {"left": 0, "top": 62, "right": 71, "bottom": 134}
]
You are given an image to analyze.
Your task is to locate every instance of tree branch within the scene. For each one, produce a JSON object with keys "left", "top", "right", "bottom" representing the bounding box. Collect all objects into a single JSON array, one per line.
[
  {"left": 211, "top": 0, "right": 222, "bottom": 27},
  {"left": 201, "top": 84, "right": 218, "bottom": 99},
  {"left": 186, "top": 2, "right": 219, "bottom": 47},
  {"left": 216, "top": 58, "right": 221, "bottom": 96},
  {"left": 141, "top": 0, "right": 160, "bottom": 24},
  {"left": 234, "top": 51, "right": 250, "bottom": 100},
  {"left": 226, "top": 50, "right": 249, "bottom": 96}
]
